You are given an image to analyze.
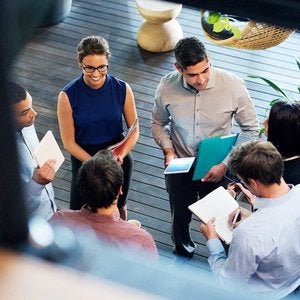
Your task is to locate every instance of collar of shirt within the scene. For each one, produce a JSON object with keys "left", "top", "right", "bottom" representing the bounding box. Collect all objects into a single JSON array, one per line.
[
  {"left": 79, "top": 205, "right": 120, "bottom": 223},
  {"left": 253, "top": 184, "right": 294, "bottom": 210},
  {"left": 182, "top": 66, "right": 217, "bottom": 92}
]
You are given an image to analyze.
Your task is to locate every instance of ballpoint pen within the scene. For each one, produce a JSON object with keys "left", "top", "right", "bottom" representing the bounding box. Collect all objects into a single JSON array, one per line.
[{"left": 230, "top": 207, "right": 241, "bottom": 230}]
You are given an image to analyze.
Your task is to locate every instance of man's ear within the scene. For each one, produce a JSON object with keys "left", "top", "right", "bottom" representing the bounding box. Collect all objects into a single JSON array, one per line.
[
  {"left": 248, "top": 178, "right": 257, "bottom": 189},
  {"left": 174, "top": 62, "right": 183, "bottom": 73},
  {"left": 119, "top": 186, "right": 123, "bottom": 196}
]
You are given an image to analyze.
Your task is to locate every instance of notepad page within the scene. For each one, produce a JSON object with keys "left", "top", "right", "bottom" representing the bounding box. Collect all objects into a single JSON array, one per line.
[
  {"left": 188, "top": 186, "right": 239, "bottom": 244},
  {"left": 33, "top": 130, "right": 65, "bottom": 173}
]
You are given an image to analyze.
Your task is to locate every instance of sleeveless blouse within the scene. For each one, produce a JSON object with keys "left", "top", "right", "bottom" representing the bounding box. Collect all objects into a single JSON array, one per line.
[{"left": 63, "top": 74, "right": 126, "bottom": 146}]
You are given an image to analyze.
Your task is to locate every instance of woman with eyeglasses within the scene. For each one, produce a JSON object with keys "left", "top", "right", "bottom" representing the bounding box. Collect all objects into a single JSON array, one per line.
[
  {"left": 263, "top": 100, "right": 300, "bottom": 185},
  {"left": 57, "top": 35, "right": 139, "bottom": 220}
]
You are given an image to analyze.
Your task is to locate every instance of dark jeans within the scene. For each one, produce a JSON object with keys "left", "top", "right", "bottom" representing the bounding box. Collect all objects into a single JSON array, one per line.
[
  {"left": 165, "top": 169, "right": 230, "bottom": 258},
  {"left": 70, "top": 152, "right": 133, "bottom": 210}
]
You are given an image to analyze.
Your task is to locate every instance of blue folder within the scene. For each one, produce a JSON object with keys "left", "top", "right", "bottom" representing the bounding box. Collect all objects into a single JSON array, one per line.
[{"left": 192, "top": 134, "right": 238, "bottom": 181}]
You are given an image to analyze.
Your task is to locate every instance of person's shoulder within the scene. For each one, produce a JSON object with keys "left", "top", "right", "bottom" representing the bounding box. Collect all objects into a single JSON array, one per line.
[
  {"left": 158, "top": 70, "right": 182, "bottom": 90},
  {"left": 49, "top": 209, "right": 80, "bottom": 223},
  {"left": 213, "top": 67, "right": 244, "bottom": 84},
  {"left": 63, "top": 76, "right": 82, "bottom": 91},
  {"left": 163, "top": 70, "right": 180, "bottom": 81},
  {"left": 106, "top": 74, "right": 126, "bottom": 89},
  {"left": 122, "top": 221, "right": 153, "bottom": 238}
]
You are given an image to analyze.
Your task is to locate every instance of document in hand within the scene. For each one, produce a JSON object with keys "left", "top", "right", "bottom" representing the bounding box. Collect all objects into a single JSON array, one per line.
[
  {"left": 164, "top": 157, "right": 195, "bottom": 175},
  {"left": 33, "top": 130, "right": 65, "bottom": 172},
  {"left": 188, "top": 186, "right": 239, "bottom": 244},
  {"left": 107, "top": 119, "right": 138, "bottom": 156},
  {"left": 192, "top": 134, "right": 238, "bottom": 181}
]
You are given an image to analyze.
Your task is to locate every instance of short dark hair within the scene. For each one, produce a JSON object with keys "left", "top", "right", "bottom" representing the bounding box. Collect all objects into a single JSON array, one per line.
[
  {"left": 228, "top": 140, "right": 283, "bottom": 185},
  {"left": 174, "top": 37, "right": 208, "bottom": 69},
  {"left": 7, "top": 81, "right": 27, "bottom": 105},
  {"left": 77, "top": 35, "right": 111, "bottom": 63},
  {"left": 77, "top": 152, "right": 123, "bottom": 211},
  {"left": 267, "top": 100, "right": 300, "bottom": 158}
]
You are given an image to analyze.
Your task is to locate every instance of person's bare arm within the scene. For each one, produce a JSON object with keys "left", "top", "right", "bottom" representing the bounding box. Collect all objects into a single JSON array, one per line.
[
  {"left": 57, "top": 91, "right": 91, "bottom": 162},
  {"left": 118, "top": 83, "right": 139, "bottom": 158}
]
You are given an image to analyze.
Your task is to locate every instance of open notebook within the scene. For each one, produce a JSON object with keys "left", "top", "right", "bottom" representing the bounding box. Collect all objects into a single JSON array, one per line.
[{"left": 188, "top": 186, "right": 239, "bottom": 244}]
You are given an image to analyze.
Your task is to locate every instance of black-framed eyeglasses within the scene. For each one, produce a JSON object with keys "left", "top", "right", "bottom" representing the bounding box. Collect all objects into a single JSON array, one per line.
[{"left": 81, "top": 63, "right": 109, "bottom": 73}]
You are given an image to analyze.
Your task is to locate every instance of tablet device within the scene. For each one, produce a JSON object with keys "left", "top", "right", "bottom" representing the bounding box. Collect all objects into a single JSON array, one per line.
[{"left": 164, "top": 157, "right": 195, "bottom": 175}]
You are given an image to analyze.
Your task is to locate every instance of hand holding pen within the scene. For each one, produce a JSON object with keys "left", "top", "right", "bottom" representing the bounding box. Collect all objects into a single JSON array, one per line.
[
  {"left": 230, "top": 207, "right": 241, "bottom": 230},
  {"left": 228, "top": 207, "right": 252, "bottom": 229}
]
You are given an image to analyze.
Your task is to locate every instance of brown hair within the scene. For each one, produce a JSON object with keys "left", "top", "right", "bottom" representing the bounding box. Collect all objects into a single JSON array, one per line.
[
  {"left": 228, "top": 140, "right": 283, "bottom": 185},
  {"left": 77, "top": 35, "right": 111, "bottom": 63}
]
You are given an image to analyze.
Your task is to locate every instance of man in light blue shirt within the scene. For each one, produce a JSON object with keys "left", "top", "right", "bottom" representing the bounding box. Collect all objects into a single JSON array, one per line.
[
  {"left": 201, "top": 140, "right": 300, "bottom": 299},
  {"left": 9, "top": 81, "right": 57, "bottom": 220}
]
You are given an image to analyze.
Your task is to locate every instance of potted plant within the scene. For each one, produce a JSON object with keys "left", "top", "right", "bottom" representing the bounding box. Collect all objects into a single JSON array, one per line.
[
  {"left": 249, "top": 56, "right": 300, "bottom": 133},
  {"left": 201, "top": 10, "right": 248, "bottom": 40},
  {"left": 249, "top": 56, "right": 300, "bottom": 105}
]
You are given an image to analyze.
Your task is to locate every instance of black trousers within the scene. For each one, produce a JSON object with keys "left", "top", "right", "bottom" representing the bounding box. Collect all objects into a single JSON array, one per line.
[
  {"left": 165, "top": 169, "right": 230, "bottom": 258},
  {"left": 70, "top": 152, "right": 133, "bottom": 210}
]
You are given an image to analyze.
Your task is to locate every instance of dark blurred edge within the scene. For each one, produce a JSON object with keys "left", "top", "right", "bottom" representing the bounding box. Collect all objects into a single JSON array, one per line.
[
  {"left": 0, "top": 0, "right": 51, "bottom": 248},
  {"left": 177, "top": 0, "right": 300, "bottom": 30}
]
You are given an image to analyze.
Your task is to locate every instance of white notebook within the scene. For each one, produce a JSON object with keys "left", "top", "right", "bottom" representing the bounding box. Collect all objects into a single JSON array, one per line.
[
  {"left": 33, "top": 130, "right": 65, "bottom": 172},
  {"left": 188, "top": 186, "right": 239, "bottom": 244},
  {"left": 164, "top": 157, "right": 195, "bottom": 175}
]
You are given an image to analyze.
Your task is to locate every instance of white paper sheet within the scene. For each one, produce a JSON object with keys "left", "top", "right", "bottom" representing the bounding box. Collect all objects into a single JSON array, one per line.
[{"left": 33, "top": 130, "right": 65, "bottom": 172}]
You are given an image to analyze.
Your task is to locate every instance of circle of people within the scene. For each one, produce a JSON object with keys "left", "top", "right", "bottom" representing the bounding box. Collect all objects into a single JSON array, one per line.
[{"left": 10, "top": 35, "right": 300, "bottom": 298}]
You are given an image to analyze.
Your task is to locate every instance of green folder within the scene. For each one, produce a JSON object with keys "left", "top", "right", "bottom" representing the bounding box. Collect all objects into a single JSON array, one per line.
[{"left": 192, "top": 134, "right": 238, "bottom": 181}]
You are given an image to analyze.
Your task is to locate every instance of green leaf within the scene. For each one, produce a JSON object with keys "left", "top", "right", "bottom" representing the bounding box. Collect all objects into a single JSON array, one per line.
[
  {"left": 269, "top": 99, "right": 283, "bottom": 106},
  {"left": 207, "top": 12, "right": 220, "bottom": 24},
  {"left": 223, "top": 17, "right": 231, "bottom": 30},
  {"left": 231, "top": 26, "right": 241, "bottom": 38},
  {"left": 248, "top": 75, "right": 291, "bottom": 102},
  {"left": 260, "top": 127, "right": 265, "bottom": 134},
  {"left": 213, "top": 21, "right": 225, "bottom": 33}
]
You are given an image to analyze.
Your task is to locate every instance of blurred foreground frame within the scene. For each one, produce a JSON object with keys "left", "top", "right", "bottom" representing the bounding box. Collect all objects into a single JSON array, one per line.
[{"left": 0, "top": 1, "right": 299, "bottom": 299}]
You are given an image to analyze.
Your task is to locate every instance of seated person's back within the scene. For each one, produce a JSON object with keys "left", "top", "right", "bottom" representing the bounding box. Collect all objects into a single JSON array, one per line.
[{"left": 50, "top": 150, "right": 158, "bottom": 260}]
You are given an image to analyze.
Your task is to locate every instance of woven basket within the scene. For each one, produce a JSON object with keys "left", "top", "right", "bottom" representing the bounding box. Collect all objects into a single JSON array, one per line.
[{"left": 202, "top": 19, "right": 295, "bottom": 50}]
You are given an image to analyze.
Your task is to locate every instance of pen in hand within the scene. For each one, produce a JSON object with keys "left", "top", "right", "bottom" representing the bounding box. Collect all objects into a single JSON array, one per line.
[{"left": 230, "top": 207, "right": 241, "bottom": 230}]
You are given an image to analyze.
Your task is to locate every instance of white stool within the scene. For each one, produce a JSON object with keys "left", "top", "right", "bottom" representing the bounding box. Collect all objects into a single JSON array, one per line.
[{"left": 136, "top": 0, "right": 183, "bottom": 52}]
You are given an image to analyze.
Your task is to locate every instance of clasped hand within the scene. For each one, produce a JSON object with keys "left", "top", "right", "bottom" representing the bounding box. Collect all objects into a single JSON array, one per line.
[{"left": 33, "top": 158, "right": 56, "bottom": 185}]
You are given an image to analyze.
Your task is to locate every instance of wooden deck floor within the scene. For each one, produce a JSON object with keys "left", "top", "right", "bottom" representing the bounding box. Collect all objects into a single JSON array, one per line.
[{"left": 13, "top": 0, "right": 300, "bottom": 267}]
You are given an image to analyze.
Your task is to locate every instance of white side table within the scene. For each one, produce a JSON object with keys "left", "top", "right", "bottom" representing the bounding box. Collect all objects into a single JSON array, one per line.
[{"left": 136, "top": 0, "right": 183, "bottom": 52}]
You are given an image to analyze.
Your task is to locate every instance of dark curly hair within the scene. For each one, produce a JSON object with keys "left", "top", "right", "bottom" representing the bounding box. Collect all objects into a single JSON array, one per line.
[
  {"left": 77, "top": 150, "right": 123, "bottom": 212},
  {"left": 174, "top": 37, "right": 208, "bottom": 69}
]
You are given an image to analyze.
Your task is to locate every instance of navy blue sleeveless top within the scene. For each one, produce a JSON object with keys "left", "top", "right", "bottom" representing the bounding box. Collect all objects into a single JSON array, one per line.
[{"left": 63, "top": 75, "right": 126, "bottom": 147}]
